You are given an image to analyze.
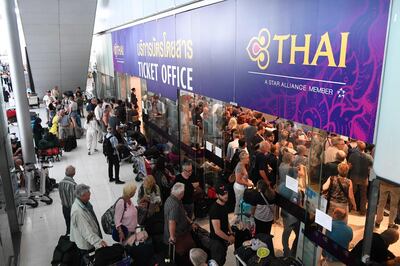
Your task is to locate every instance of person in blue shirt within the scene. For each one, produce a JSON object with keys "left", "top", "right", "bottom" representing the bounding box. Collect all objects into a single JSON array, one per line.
[{"left": 323, "top": 208, "right": 353, "bottom": 263}]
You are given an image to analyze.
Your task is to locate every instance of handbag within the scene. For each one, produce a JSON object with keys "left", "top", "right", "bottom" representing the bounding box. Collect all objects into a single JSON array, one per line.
[
  {"left": 112, "top": 225, "right": 128, "bottom": 242},
  {"left": 264, "top": 184, "right": 276, "bottom": 202}
]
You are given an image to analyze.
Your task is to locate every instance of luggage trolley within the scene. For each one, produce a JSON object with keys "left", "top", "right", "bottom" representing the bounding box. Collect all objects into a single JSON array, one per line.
[
  {"left": 10, "top": 166, "right": 38, "bottom": 226},
  {"left": 24, "top": 162, "right": 54, "bottom": 206}
]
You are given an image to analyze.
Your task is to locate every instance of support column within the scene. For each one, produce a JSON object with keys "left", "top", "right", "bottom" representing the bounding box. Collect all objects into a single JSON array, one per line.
[
  {"left": 0, "top": 89, "right": 19, "bottom": 234},
  {"left": 361, "top": 178, "right": 380, "bottom": 264},
  {"left": 0, "top": 0, "right": 36, "bottom": 164}
]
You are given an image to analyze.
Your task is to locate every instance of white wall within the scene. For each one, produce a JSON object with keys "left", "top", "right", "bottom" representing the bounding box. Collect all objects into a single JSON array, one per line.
[
  {"left": 94, "top": 0, "right": 195, "bottom": 33},
  {"left": 18, "top": 0, "right": 97, "bottom": 98},
  {"left": 373, "top": 0, "right": 400, "bottom": 183},
  {"left": 93, "top": 33, "right": 114, "bottom": 77}
]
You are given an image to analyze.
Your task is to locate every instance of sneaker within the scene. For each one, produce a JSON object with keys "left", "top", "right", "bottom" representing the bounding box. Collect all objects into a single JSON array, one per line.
[
  {"left": 88, "top": 151, "right": 91, "bottom": 155},
  {"left": 109, "top": 178, "right": 115, "bottom": 182},
  {"left": 94, "top": 149, "right": 98, "bottom": 152},
  {"left": 388, "top": 224, "right": 399, "bottom": 230},
  {"left": 115, "top": 180, "right": 125, "bottom": 184},
  {"left": 374, "top": 222, "right": 380, "bottom": 229}
]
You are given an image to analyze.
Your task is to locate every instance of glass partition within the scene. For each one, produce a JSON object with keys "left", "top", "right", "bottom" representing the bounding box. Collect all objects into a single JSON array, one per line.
[{"left": 178, "top": 91, "right": 228, "bottom": 206}]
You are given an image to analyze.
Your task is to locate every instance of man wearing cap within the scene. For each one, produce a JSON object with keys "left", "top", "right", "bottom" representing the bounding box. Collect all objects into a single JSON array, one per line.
[{"left": 209, "top": 184, "right": 234, "bottom": 265}]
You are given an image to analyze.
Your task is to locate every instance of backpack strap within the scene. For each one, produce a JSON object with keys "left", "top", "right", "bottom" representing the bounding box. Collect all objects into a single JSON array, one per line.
[
  {"left": 337, "top": 177, "right": 349, "bottom": 200},
  {"left": 115, "top": 197, "right": 127, "bottom": 223}
]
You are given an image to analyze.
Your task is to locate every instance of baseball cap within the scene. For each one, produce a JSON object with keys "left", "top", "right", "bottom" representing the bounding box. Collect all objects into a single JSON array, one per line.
[{"left": 216, "top": 184, "right": 228, "bottom": 195}]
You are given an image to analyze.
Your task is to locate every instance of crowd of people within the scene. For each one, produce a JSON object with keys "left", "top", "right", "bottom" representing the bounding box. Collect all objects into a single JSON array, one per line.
[{"left": 6, "top": 80, "right": 400, "bottom": 265}]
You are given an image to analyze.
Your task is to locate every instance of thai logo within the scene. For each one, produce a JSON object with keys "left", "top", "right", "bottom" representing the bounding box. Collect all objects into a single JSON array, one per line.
[
  {"left": 247, "top": 29, "right": 271, "bottom": 70},
  {"left": 247, "top": 28, "right": 350, "bottom": 70},
  {"left": 113, "top": 43, "right": 124, "bottom": 56}
]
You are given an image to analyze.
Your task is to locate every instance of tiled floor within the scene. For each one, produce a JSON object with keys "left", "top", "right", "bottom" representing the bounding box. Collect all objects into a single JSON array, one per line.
[{"left": 16, "top": 107, "right": 400, "bottom": 266}]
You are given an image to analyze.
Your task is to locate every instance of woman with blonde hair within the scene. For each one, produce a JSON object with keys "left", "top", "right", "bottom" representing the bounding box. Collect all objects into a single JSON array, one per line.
[
  {"left": 113, "top": 182, "right": 138, "bottom": 242},
  {"left": 322, "top": 162, "right": 357, "bottom": 219},
  {"left": 137, "top": 175, "right": 162, "bottom": 223}
]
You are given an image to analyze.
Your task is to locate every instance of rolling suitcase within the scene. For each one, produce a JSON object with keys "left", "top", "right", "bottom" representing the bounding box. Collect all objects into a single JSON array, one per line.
[
  {"left": 164, "top": 243, "right": 176, "bottom": 265},
  {"left": 64, "top": 136, "right": 77, "bottom": 152}
]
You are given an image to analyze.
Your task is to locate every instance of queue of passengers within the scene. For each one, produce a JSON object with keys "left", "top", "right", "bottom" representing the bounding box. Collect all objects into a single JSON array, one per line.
[{"left": 52, "top": 93, "right": 400, "bottom": 265}]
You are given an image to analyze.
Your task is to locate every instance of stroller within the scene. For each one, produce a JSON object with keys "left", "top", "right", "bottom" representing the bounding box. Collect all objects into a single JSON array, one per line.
[
  {"left": 131, "top": 144, "right": 161, "bottom": 182},
  {"left": 130, "top": 143, "right": 147, "bottom": 182}
]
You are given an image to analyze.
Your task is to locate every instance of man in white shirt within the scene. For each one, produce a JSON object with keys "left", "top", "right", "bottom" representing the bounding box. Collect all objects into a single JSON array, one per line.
[
  {"left": 43, "top": 90, "right": 55, "bottom": 123},
  {"left": 324, "top": 136, "right": 346, "bottom": 164},
  {"left": 226, "top": 130, "right": 240, "bottom": 162},
  {"left": 70, "top": 184, "right": 107, "bottom": 264}
]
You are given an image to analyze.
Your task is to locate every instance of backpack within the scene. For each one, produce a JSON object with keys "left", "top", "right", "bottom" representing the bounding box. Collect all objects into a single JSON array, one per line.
[
  {"left": 103, "top": 135, "right": 113, "bottom": 157},
  {"left": 101, "top": 197, "right": 126, "bottom": 235}
]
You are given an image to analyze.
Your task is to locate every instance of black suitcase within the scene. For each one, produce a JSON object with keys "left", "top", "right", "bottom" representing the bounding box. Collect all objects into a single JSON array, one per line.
[
  {"left": 191, "top": 227, "right": 211, "bottom": 254},
  {"left": 51, "top": 235, "right": 80, "bottom": 266},
  {"left": 94, "top": 244, "right": 125, "bottom": 266},
  {"left": 125, "top": 239, "right": 154, "bottom": 266},
  {"left": 64, "top": 136, "right": 77, "bottom": 152}
]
